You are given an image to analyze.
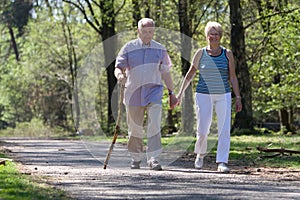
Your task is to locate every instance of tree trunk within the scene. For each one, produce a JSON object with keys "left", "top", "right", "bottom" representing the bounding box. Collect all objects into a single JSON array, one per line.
[
  {"left": 132, "top": 0, "right": 141, "bottom": 28},
  {"left": 144, "top": 0, "right": 150, "bottom": 18},
  {"left": 62, "top": 11, "right": 80, "bottom": 132},
  {"left": 8, "top": 25, "right": 19, "bottom": 61},
  {"left": 273, "top": 74, "right": 293, "bottom": 133},
  {"left": 229, "top": 0, "right": 254, "bottom": 131},
  {"left": 154, "top": 0, "right": 161, "bottom": 26},
  {"left": 100, "top": 0, "right": 117, "bottom": 131},
  {"left": 62, "top": 0, "right": 118, "bottom": 133},
  {"left": 279, "top": 109, "right": 293, "bottom": 134},
  {"left": 178, "top": 0, "right": 194, "bottom": 134}
]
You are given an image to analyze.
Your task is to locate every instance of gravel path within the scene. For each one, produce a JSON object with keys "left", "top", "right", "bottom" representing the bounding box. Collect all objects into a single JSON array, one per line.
[{"left": 1, "top": 138, "right": 300, "bottom": 200}]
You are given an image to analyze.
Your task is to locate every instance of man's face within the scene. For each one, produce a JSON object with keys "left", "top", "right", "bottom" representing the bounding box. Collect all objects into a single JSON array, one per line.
[{"left": 137, "top": 24, "right": 155, "bottom": 45}]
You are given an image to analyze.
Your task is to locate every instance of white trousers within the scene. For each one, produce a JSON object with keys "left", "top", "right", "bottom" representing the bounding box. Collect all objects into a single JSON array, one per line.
[
  {"left": 194, "top": 93, "right": 231, "bottom": 163},
  {"left": 126, "top": 103, "right": 162, "bottom": 161}
]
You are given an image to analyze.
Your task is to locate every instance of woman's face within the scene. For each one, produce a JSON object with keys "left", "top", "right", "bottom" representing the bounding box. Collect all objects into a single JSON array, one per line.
[{"left": 206, "top": 28, "right": 221, "bottom": 45}]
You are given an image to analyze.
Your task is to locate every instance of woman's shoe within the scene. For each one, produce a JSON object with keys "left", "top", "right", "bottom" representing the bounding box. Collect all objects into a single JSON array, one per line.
[{"left": 217, "top": 163, "right": 230, "bottom": 173}]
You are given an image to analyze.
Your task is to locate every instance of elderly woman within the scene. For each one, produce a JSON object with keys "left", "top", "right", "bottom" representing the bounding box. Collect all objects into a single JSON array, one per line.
[{"left": 177, "top": 21, "right": 242, "bottom": 172}]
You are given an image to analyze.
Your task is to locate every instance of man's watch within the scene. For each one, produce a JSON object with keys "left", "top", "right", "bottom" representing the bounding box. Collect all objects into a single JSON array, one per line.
[{"left": 168, "top": 91, "right": 175, "bottom": 95}]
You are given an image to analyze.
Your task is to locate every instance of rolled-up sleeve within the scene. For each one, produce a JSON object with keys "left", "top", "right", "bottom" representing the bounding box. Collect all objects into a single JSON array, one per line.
[
  {"left": 160, "top": 49, "right": 172, "bottom": 72},
  {"left": 115, "top": 46, "right": 128, "bottom": 69}
]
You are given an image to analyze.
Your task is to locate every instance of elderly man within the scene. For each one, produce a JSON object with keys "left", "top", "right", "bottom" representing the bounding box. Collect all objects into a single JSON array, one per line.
[{"left": 114, "top": 18, "right": 178, "bottom": 170}]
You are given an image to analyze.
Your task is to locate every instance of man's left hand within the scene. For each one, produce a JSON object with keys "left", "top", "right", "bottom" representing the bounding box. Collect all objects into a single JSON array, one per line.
[{"left": 169, "top": 94, "right": 178, "bottom": 109}]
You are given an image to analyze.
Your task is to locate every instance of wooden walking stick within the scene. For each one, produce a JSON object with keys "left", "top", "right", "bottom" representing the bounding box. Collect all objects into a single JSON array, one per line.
[{"left": 103, "top": 81, "right": 125, "bottom": 169}]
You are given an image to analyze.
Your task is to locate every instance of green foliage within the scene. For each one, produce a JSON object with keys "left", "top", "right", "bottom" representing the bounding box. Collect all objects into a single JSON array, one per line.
[
  {"left": 0, "top": 56, "right": 34, "bottom": 125},
  {"left": 0, "top": 0, "right": 299, "bottom": 134},
  {"left": 0, "top": 0, "right": 32, "bottom": 35},
  {"left": 0, "top": 5, "right": 100, "bottom": 130},
  {"left": 0, "top": 160, "right": 69, "bottom": 200},
  {"left": 0, "top": 118, "right": 68, "bottom": 138},
  {"left": 250, "top": 3, "right": 300, "bottom": 122}
]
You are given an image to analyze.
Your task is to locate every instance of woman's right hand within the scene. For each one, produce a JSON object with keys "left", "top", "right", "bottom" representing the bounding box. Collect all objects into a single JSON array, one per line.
[
  {"left": 117, "top": 73, "right": 127, "bottom": 85},
  {"left": 175, "top": 94, "right": 182, "bottom": 106}
]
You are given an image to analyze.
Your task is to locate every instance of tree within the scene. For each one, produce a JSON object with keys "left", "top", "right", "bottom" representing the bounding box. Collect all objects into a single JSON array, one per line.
[
  {"left": 0, "top": 0, "right": 33, "bottom": 126},
  {"left": 62, "top": 0, "right": 127, "bottom": 132},
  {"left": 61, "top": 9, "right": 80, "bottom": 131},
  {"left": 176, "top": 0, "right": 218, "bottom": 133},
  {"left": 132, "top": 0, "right": 141, "bottom": 28},
  {"left": 177, "top": 0, "right": 193, "bottom": 134},
  {"left": 0, "top": 0, "right": 299, "bottom": 135},
  {"left": 16, "top": 3, "right": 100, "bottom": 130},
  {"left": 177, "top": 0, "right": 236, "bottom": 133},
  {"left": 250, "top": 1, "right": 300, "bottom": 133},
  {"left": 229, "top": 0, "right": 254, "bottom": 131},
  {"left": 0, "top": 0, "right": 33, "bottom": 61}
]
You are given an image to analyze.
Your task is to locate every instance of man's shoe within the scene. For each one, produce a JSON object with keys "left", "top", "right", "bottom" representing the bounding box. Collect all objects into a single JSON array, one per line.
[
  {"left": 194, "top": 155, "right": 204, "bottom": 169},
  {"left": 130, "top": 160, "right": 141, "bottom": 169},
  {"left": 217, "top": 163, "right": 230, "bottom": 173},
  {"left": 148, "top": 159, "right": 162, "bottom": 171}
]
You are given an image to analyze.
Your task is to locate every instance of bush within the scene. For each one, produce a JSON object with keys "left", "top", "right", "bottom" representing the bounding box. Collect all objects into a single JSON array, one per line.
[{"left": 0, "top": 118, "right": 67, "bottom": 138}]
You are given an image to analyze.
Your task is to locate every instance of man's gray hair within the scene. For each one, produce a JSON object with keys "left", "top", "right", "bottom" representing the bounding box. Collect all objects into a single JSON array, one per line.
[{"left": 138, "top": 18, "right": 155, "bottom": 30}]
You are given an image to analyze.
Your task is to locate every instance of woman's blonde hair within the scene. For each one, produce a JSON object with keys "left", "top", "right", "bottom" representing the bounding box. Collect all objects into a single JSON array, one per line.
[{"left": 204, "top": 21, "right": 223, "bottom": 37}]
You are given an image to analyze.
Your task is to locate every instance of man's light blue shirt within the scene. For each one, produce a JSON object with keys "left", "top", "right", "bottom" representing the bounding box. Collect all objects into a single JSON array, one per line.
[{"left": 115, "top": 38, "right": 172, "bottom": 106}]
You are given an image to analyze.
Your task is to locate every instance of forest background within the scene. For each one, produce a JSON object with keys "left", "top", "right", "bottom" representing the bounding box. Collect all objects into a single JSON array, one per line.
[{"left": 0, "top": 0, "right": 299, "bottom": 137}]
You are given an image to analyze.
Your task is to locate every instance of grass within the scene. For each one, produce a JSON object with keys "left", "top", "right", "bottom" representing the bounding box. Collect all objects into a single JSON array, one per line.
[
  {"left": 0, "top": 118, "right": 73, "bottom": 139},
  {"left": 115, "top": 132, "right": 300, "bottom": 169},
  {"left": 0, "top": 153, "right": 70, "bottom": 200},
  {"left": 229, "top": 133, "right": 300, "bottom": 169}
]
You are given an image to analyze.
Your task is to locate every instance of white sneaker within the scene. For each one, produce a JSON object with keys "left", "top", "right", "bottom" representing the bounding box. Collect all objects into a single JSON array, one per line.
[
  {"left": 194, "top": 155, "right": 204, "bottom": 169},
  {"left": 217, "top": 163, "right": 230, "bottom": 173},
  {"left": 147, "top": 158, "right": 162, "bottom": 171}
]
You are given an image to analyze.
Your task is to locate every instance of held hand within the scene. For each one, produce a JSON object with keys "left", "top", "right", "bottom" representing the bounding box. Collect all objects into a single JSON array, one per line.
[
  {"left": 235, "top": 98, "right": 242, "bottom": 112},
  {"left": 175, "top": 94, "right": 182, "bottom": 106},
  {"left": 169, "top": 94, "right": 178, "bottom": 109}
]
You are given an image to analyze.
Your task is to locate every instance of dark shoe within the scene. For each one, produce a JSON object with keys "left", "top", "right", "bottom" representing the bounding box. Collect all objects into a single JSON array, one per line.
[
  {"left": 148, "top": 159, "right": 162, "bottom": 171},
  {"left": 130, "top": 160, "right": 141, "bottom": 169}
]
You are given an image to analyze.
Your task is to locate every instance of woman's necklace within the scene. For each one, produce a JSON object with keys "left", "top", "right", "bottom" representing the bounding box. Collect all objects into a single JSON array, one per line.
[{"left": 207, "top": 46, "right": 220, "bottom": 54}]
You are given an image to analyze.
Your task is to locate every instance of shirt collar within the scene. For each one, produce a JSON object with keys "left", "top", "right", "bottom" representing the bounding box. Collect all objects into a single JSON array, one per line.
[{"left": 138, "top": 38, "right": 151, "bottom": 48}]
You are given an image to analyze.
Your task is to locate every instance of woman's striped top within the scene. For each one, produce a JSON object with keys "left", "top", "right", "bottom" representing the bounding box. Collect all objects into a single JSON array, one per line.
[{"left": 196, "top": 47, "right": 230, "bottom": 94}]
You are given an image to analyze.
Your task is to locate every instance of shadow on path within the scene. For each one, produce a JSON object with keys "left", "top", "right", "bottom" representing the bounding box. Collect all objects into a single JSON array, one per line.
[{"left": 1, "top": 138, "right": 300, "bottom": 200}]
